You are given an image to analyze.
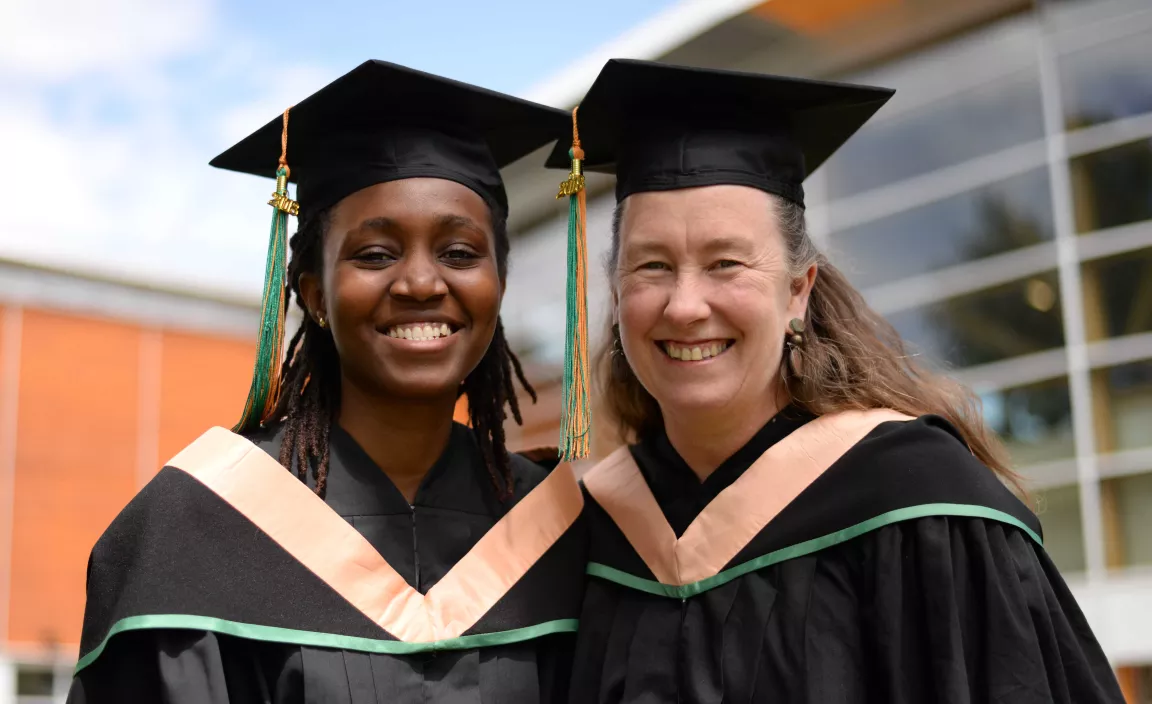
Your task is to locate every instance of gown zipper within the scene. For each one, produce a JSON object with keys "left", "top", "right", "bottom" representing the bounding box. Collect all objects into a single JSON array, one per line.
[{"left": 410, "top": 504, "right": 420, "bottom": 590}]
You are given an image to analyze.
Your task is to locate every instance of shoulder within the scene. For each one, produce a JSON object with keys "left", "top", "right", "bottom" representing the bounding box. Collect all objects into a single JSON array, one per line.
[
  {"left": 819, "top": 412, "right": 1041, "bottom": 538},
  {"left": 92, "top": 427, "right": 279, "bottom": 561},
  {"left": 508, "top": 445, "right": 562, "bottom": 495},
  {"left": 840, "top": 413, "right": 982, "bottom": 471},
  {"left": 240, "top": 422, "right": 286, "bottom": 460}
]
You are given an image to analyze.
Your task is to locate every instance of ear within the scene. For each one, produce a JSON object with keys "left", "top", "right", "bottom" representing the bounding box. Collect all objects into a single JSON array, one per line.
[
  {"left": 789, "top": 262, "right": 818, "bottom": 321},
  {"left": 298, "top": 271, "right": 326, "bottom": 325}
]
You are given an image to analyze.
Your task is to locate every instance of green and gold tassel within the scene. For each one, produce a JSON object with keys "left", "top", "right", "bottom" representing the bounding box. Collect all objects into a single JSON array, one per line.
[
  {"left": 234, "top": 108, "right": 299, "bottom": 433},
  {"left": 556, "top": 107, "right": 591, "bottom": 461}
]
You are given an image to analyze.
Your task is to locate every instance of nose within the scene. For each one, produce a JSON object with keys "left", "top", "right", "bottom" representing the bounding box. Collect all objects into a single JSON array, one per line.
[
  {"left": 390, "top": 250, "right": 448, "bottom": 302},
  {"left": 663, "top": 273, "right": 710, "bottom": 328}
]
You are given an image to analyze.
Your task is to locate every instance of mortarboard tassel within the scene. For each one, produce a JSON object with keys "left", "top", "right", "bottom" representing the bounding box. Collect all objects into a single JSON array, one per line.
[
  {"left": 234, "top": 108, "right": 299, "bottom": 433},
  {"left": 556, "top": 107, "right": 591, "bottom": 461}
]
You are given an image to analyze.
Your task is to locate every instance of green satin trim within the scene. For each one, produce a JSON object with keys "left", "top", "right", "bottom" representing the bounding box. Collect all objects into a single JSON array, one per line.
[
  {"left": 75, "top": 615, "right": 579, "bottom": 675},
  {"left": 587, "top": 502, "right": 1043, "bottom": 599}
]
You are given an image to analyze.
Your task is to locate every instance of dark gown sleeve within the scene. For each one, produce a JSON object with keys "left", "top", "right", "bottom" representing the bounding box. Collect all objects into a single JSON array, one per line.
[
  {"left": 805, "top": 516, "right": 1125, "bottom": 704},
  {"left": 66, "top": 629, "right": 282, "bottom": 704}
]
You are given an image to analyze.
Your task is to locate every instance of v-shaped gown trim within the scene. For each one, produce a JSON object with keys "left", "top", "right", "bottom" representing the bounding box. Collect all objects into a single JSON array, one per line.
[
  {"left": 167, "top": 426, "right": 585, "bottom": 643},
  {"left": 582, "top": 409, "right": 913, "bottom": 586}
]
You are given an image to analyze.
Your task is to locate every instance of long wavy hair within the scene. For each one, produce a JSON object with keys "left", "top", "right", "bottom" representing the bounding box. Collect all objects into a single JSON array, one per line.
[{"left": 596, "top": 194, "right": 1024, "bottom": 492}]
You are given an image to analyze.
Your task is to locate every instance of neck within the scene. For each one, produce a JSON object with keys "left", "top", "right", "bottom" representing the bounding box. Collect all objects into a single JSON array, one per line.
[
  {"left": 337, "top": 378, "right": 459, "bottom": 504},
  {"left": 662, "top": 387, "right": 787, "bottom": 483}
]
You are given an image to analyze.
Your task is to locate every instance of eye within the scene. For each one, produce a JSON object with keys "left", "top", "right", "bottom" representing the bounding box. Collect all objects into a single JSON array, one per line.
[
  {"left": 713, "top": 259, "right": 741, "bottom": 270},
  {"left": 638, "top": 260, "right": 670, "bottom": 271},
  {"left": 353, "top": 247, "right": 396, "bottom": 265},
  {"left": 442, "top": 247, "right": 481, "bottom": 265}
]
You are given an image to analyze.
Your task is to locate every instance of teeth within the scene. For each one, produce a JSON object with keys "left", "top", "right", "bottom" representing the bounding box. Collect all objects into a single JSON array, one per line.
[
  {"left": 664, "top": 341, "right": 728, "bottom": 361},
  {"left": 387, "top": 323, "right": 454, "bottom": 340}
]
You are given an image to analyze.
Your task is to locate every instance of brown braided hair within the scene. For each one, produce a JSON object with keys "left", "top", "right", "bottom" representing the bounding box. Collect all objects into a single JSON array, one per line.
[{"left": 268, "top": 201, "right": 535, "bottom": 499}]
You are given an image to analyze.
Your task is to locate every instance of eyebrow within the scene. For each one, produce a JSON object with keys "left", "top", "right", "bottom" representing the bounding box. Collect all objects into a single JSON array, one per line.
[
  {"left": 353, "top": 214, "right": 488, "bottom": 236},
  {"left": 698, "top": 236, "right": 755, "bottom": 254},
  {"left": 622, "top": 235, "right": 754, "bottom": 258},
  {"left": 621, "top": 238, "right": 671, "bottom": 258},
  {"left": 355, "top": 216, "right": 398, "bottom": 233},
  {"left": 432, "top": 214, "right": 488, "bottom": 236}
]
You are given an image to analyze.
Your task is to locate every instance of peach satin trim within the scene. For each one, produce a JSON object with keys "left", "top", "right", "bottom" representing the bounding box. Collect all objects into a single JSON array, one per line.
[
  {"left": 166, "top": 427, "right": 583, "bottom": 642},
  {"left": 583, "top": 409, "right": 913, "bottom": 586}
]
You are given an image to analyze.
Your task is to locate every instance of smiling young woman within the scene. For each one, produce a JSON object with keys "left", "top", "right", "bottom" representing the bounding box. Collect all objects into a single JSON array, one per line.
[
  {"left": 548, "top": 59, "right": 1124, "bottom": 704},
  {"left": 66, "top": 61, "right": 586, "bottom": 704}
]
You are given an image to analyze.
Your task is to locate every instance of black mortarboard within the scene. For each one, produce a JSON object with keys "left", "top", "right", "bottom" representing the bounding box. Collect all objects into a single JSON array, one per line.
[
  {"left": 215, "top": 60, "right": 568, "bottom": 434},
  {"left": 212, "top": 59, "right": 569, "bottom": 222},
  {"left": 545, "top": 59, "right": 894, "bottom": 206}
]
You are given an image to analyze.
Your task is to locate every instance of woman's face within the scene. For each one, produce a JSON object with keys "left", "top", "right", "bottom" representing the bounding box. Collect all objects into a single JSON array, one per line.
[
  {"left": 301, "top": 177, "right": 502, "bottom": 402},
  {"left": 614, "top": 185, "right": 814, "bottom": 420}
]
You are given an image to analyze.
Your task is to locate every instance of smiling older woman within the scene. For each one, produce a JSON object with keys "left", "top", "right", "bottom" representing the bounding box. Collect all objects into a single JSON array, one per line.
[{"left": 552, "top": 60, "right": 1124, "bottom": 704}]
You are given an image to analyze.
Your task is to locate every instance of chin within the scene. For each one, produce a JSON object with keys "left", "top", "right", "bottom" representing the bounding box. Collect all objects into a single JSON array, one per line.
[
  {"left": 364, "top": 363, "right": 466, "bottom": 401},
  {"left": 651, "top": 385, "right": 739, "bottom": 415}
]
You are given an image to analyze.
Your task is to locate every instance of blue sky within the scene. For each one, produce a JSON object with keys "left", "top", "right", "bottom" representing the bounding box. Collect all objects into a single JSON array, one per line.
[{"left": 0, "top": 0, "right": 673, "bottom": 296}]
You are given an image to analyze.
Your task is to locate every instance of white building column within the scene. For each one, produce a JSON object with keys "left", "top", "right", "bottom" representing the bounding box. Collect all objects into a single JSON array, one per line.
[{"left": 0, "top": 654, "right": 15, "bottom": 704}]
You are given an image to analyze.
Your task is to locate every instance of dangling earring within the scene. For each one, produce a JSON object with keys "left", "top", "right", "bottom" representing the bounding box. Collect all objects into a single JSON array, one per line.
[
  {"left": 317, "top": 315, "right": 328, "bottom": 329},
  {"left": 785, "top": 317, "right": 805, "bottom": 377},
  {"left": 610, "top": 324, "right": 631, "bottom": 382},
  {"left": 787, "top": 318, "right": 804, "bottom": 346},
  {"left": 610, "top": 324, "right": 624, "bottom": 358}
]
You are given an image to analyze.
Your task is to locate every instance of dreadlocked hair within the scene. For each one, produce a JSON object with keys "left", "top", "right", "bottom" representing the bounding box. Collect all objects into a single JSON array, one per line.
[{"left": 268, "top": 202, "right": 536, "bottom": 500}]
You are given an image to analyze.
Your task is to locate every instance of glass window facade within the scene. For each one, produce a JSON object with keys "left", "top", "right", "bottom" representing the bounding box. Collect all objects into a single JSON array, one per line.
[
  {"left": 886, "top": 272, "right": 1064, "bottom": 369},
  {"left": 1082, "top": 247, "right": 1152, "bottom": 340},
  {"left": 1034, "top": 484, "right": 1087, "bottom": 574},
  {"left": 813, "top": 0, "right": 1152, "bottom": 579},
  {"left": 1071, "top": 138, "right": 1152, "bottom": 233},
  {"left": 1094, "top": 360, "right": 1152, "bottom": 453},
  {"left": 1060, "top": 27, "right": 1152, "bottom": 129},
  {"left": 830, "top": 169, "right": 1055, "bottom": 289},
  {"left": 826, "top": 67, "right": 1045, "bottom": 199},
  {"left": 981, "top": 376, "right": 1076, "bottom": 465},
  {"left": 1107, "top": 471, "right": 1152, "bottom": 568}
]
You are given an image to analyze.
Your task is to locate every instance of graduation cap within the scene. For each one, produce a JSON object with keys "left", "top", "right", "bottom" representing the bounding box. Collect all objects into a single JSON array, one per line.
[
  {"left": 212, "top": 60, "right": 569, "bottom": 433},
  {"left": 546, "top": 58, "right": 895, "bottom": 206},
  {"left": 545, "top": 60, "right": 893, "bottom": 459}
]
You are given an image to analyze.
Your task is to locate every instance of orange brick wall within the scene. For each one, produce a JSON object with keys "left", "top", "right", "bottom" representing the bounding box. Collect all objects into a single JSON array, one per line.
[
  {"left": 3, "top": 307, "right": 258, "bottom": 652},
  {"left": 157, "top": 331, "right": 254, "bottom": 466},
  {"left": 8, "top": 310, "right": 140, "bottom": 648}
]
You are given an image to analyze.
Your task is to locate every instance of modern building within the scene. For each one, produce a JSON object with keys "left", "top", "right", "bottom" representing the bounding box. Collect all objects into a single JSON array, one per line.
[
  {"left": 497, "top": 0, "right": 1152, "bottom": 699},
  {"left": 3, "top": 0, "right": 1152, "bottom": 700}
]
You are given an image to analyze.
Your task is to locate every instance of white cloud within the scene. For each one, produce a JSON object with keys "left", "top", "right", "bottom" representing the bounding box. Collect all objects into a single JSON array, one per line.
[
  {"left": 0, "top": 0, "right": 335, "bottom": 298},
  {"left": 0, "top": 0, "right": 213, "bottom": 81}
]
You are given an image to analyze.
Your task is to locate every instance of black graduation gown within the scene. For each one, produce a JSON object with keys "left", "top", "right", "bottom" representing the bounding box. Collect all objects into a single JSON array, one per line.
[
  {"left": 571, "top": 409, "right": 1125, "bottom": 704},
  {"left": 68, "top": 422, "right": 586, "bottom": 704}
]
